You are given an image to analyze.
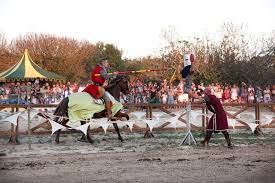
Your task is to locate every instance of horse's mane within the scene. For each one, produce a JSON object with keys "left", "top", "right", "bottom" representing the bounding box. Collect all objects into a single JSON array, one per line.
[{"left": 107, "top": 76, "right": 127, "bottom": 89}]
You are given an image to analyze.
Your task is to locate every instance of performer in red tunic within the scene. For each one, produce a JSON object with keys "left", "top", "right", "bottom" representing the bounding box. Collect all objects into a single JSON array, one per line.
[
  {"left": 83, "top": 58, "right": 117, "bottom": 120},
  {"left": 201, "top": 87, "right": 233, "bottom": 148}
]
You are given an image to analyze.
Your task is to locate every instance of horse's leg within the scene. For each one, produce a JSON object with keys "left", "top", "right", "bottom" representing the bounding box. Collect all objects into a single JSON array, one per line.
[
  {"left": 54, "top": 117, "right": 65, "bottom": 144},
  {"left": 78, "top": 121, "right": 87, "bottom": 142},
  {"left": 55, "top": 129, "right": 61, "bottom": 144},
  {"left": 93, "top": 110, "right": 106, "bottom": 119},
  {"left": 113, "top": 123, "right": 124, "bottom": 142},
  {"left": 114, "top": 111, "right": 129, "bottom": 120},
  {"left": 53, "top": 97, "right": 69, "bottom": 144},
  {"left": 86, "top": 125, "right": 94, "bottom": 144}
]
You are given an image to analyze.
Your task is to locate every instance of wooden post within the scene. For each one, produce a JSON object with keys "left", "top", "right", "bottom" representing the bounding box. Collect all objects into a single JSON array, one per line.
[
  {"left": 202, "top": 106, "right": 205, "bottom": 135},
  {"left": 254, "top": 103, "right": 262, "bottom": 135},
  {"left": 146, "top": 105, "right": 149, "bottom": 119},
  {"left": 27, "top": 105, "right": 32, "bottom": 150},
  {"left": 206, "top": 107, "right": 209, "bottom": 129},
  {"left": 144, "top": 104, "right": 154, "bottom": 138},
  {"left": 257, "top": 103, "right": 260, "bottom": 124}
]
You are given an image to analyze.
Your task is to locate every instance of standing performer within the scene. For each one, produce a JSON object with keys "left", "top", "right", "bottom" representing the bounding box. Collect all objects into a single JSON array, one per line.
[
  {"left": 201, "top": 87, "right": 233, "bottom": 148},
  {"left": 181, "top": 51, "right": 195, "bottom": 94},
  {"left": 83, "top": 58, "right": 118, "bottom": 120}
]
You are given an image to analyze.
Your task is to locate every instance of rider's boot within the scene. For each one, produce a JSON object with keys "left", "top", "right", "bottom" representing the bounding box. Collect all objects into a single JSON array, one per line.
[{"left": 105, "top": 101, "right": 116, "bottom": 121}]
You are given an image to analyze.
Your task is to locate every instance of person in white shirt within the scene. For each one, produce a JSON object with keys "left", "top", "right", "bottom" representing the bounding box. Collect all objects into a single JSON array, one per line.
[
  {"left": 231, "top": 84, "right": 239, "bottom": 103},
  {"left": 248, "top": 84, "right": 255, "bottom": 103}
]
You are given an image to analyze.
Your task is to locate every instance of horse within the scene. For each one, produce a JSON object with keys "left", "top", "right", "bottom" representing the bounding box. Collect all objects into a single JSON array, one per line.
[{"left": 52, "top": 76, "right": 130, "bottom": 144}]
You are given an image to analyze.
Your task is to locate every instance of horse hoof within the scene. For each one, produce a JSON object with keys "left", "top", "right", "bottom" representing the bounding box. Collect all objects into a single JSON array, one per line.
[
  {"left": 78, "top": 138, "right": 87, "bottom": 143},
  {"left": 88, "top": 139, "right": 95, "bottom": 144},
  {"left": 119, "top": 139, "right": 124, "bottom": 143}
]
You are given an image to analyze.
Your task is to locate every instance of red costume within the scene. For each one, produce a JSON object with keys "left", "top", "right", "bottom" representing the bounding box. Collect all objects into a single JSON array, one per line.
[
  {"left": 83, "top": 64, "right": 106, "bottom": 98},
  {"left": 205, "top": 94, "right": 229, "bottom": 132},
  {"left": 202, "top": 92, "right": 232, "bottom": 148},
  {"left": 91, "top": 65, "right": 105, "bottom": 86},
  {"left": 82, "top": 85, "right": 104, "bottom": 99}
]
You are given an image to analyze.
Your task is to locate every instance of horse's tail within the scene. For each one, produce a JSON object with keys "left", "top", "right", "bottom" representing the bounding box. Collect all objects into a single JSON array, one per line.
[{"left": 53, "top": 97, "right": 69, "bottom": 125}]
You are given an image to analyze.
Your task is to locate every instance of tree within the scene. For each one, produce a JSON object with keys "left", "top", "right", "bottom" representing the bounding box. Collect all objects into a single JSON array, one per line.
[{"left": 83, "top": 42, "right": 125, "bottom": 81}]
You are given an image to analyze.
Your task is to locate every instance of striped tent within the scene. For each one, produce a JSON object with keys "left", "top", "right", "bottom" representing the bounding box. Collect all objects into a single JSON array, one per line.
[{"left": 0, "top": 49, "right": 65, "bottom": 81}]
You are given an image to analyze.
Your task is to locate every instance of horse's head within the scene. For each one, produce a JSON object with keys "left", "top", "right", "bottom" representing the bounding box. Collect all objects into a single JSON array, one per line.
[
  {"left": 113, "top": 76, "right": 129, "bottom": 95},
  {"left": 106, "top": 76, "right": 129, "bottom": 99}
]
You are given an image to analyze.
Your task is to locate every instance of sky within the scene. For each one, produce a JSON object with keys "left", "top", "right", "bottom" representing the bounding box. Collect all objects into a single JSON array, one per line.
[{"left": 0, "top": 0, "right": 274, "bottom": 58}]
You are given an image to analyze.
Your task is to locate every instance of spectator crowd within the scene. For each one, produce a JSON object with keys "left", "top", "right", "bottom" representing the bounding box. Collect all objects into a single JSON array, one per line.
[{"left": 0, "top": 78, "right": 274, "bottom": 105}]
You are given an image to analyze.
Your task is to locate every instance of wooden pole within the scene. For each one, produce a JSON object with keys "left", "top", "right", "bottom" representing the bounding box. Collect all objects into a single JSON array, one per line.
[
  {"left": 206, "top": 107, "right": 209, "bottom": 128},
  {"left": 27, "top": 86, "right": 32, "bottom": 150},
  {"left": 202, "top": 106, "right": 205, "bottom": 135}
]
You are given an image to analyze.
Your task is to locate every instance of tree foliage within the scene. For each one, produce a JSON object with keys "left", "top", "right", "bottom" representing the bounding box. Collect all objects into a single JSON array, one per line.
[{"left": 0, "top": 22, "right": 274, "bottom": 85}]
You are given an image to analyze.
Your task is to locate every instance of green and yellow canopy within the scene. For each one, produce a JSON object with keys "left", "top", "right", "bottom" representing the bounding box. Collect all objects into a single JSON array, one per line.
[{"left": 0, "top": 49, "right": 65, "bottom": 82}]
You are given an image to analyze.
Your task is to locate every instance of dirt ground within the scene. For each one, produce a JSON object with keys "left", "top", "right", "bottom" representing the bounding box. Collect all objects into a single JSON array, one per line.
[{"left": 0, "top": 129, "right": 275, "bottom": 183}]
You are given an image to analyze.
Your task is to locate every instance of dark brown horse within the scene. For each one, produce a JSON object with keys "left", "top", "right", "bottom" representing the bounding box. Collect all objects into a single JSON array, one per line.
[{"left": 53, "top": 76, "right": 129, "bottom": 144}]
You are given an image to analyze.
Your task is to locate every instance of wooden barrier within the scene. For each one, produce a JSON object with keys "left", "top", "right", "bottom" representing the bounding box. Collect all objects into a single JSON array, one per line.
[{"left": 0, "top": 103, "right": 274, "bottom": 142}]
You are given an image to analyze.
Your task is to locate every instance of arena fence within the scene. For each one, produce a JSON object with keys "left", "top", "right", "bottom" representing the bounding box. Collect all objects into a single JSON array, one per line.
[{"left": 0, "top": 103, "right": 274, "bottom": 144}]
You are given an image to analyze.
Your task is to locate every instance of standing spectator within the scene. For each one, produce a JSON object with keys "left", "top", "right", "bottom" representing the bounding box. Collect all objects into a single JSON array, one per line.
[
  {"left": 148, "top": 86, "right": 160, "bottom": 104},
  {"left": 163, "top": 79, "right": 168, "bottom": 91},
  {"left": 3, "top": 84, "right": 10, "bottom": 99},
  {"left": 72, "top": 82, "right": 79, "bottom": 93},
  {"left": 25, "top": 82, "right": 31, "bottom": 103},
  {"left": 240, "top": 82, "right": 248, "bottom": 103},
  {"left": 248, "top": 84, "right": 255, "bottom": 103},
  {"left": 78, "top": 84, "right": 85, "bottom": 93},
  {"left": 56, "top": 83, "right": 63, "bottom": 101},
  {"left": 136, "top": 80, "right": 143, "bottom": 103},
  {"left": 177, "top": 79, "right": 186, "bottom": 103},
  {"left": 272, "top": 85, "right": 275, "bottom": 102},
  {"left": 215, "top": 86, "right": 223, "bottom": 102},
  {"left": 196, "top": 84, "right": 204, "bottom": 97},
  {"left": 263, "top": 86, "right": 271, "bottom": 103},
  {"left": 19, "top": 82, "right": 27, "bottom": 102},
  {"left": 119, "top": 92, "right": 127, "bottom": 104},
  {"left": 66, "top": 81, "right": 72, "bottom": 96},
  {"left": 167, "top": 84, "right": 175, "bottom": 104},
  {"left": 231, "top": 84, "right": 239, "bottom": 103},
  {"left": 222, "top": 85, "right": 231, "bottom": 104},
  {"left": 210, "top": 83, "right": 215, "bottom": 95},
  {"left": 0, "top": 84, "right": 5, "bottom": 99},
  {"left": 128, "top": 88, "right": 135, "bottom": 104},
  {"left": 255, "top": 85, "right": 263, "bottom": 103},
  {"left": 160, "top": 86, "right": 167, "bottom": 104}
]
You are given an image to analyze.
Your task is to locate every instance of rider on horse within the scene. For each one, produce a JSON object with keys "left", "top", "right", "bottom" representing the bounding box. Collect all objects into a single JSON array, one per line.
[{"left": 83, "top": 58, "right": 118, "bottom": 120}]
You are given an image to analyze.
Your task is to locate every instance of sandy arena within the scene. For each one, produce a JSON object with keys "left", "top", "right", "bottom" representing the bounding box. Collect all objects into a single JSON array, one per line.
[{"left": 0, "top": 129, "right": 275, "bottom": 183}]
